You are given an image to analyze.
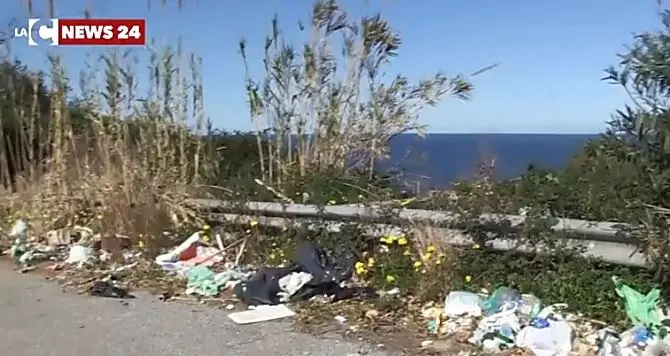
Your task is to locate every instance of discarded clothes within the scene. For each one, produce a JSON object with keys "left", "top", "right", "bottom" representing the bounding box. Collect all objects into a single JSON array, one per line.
[{"left": 235, "top": 242, "right": 376, "bottom": 305}]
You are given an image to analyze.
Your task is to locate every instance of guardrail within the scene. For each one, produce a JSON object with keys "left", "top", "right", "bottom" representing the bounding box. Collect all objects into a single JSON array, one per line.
[{"left": 186, "top": 199, "right": 647, "bottom": 268}]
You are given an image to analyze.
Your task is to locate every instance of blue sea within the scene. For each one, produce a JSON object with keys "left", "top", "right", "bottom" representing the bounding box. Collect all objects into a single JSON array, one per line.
[{"left": 384, "top": 134, "right": 597, "bottom": 189}]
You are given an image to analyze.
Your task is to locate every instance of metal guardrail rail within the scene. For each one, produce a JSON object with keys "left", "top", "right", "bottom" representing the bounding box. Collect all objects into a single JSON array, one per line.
[{"left": 186, "top": 199, "right": 647, "bottom": 268}]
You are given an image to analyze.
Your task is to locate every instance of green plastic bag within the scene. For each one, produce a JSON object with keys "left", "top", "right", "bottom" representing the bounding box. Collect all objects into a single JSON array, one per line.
[
  {"left": 612, "top": 276, "right": 663, "bottom": 332},
  {"left": 187, "top": 265, "right": 221, "bottom": 297}
]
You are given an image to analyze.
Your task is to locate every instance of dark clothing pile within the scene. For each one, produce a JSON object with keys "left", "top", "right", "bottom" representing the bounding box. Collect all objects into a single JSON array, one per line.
[{"left": 234, "top": 242, "right": 377, "bottom": 305}]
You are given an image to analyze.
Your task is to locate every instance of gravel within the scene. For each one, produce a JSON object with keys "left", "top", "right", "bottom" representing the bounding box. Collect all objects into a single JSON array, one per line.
[{"left": 0, "top": 267, "right": 391, "bottom": 356}]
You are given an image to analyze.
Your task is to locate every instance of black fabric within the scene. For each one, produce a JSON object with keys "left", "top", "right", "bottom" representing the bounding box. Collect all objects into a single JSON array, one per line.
[
  {"left": 90, "top": 280, "right": 134, "bottom": 299},
  {"left": 234, "top": 265, "right": 299, "bottom": 306},
  {"left": 295, "top": 242, "right": 354, "bottom": 285},
  {"left": 234, "top": 242, "right": 375, "bottom": 305}
]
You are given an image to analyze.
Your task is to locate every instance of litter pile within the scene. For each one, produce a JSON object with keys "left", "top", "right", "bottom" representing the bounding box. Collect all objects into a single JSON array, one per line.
[
  {"left": 422, "top": 280, "right": 670, "bottom": 355},
  {"left": 5, "top": 219, "right": 139, "bottom": 270},
  {"left": 5, "top": 218, "right": 670, "bottom": 354},
  {"left": 153, "top": 231, "right": 378, "bottom": 324}
]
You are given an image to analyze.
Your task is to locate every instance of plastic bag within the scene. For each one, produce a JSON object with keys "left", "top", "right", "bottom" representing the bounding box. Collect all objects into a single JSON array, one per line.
[
  {"left": 612, "top": 276, "right": 663, "bottom": 333},
  {"left": 444, "top": 291, "right": 483, "bottom": 317},
  {"left": 470, "top": 302, "right": 522, "bottom": 353},
  {"left": 515, "top": 306, "right": 574, "bottom": 356},
  {"left": 186, "top": 265, "right": 222, "bottom": 297},
  {"left": 482, "top": 286, "right": 522, "bottom": 315}
]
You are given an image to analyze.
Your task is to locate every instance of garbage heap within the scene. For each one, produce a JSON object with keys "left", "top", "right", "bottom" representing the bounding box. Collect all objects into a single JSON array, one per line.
[{"left": 427, "top": 281, "right": 669, "bottom": 355}]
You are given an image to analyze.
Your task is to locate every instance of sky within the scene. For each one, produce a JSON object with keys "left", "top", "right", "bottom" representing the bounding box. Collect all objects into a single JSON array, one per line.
[{"left": 2, "top": 0, "right": 664, "bottom": 134}]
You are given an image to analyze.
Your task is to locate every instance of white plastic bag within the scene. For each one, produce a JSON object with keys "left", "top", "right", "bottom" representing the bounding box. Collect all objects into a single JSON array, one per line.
[
  {"left": 444, "top": 291, "right": 483, "bottom": 317},
  {"left": 469, "top": 303, "right": 521, "bottom": 352},
  {"left": 516, "top": 315, "right": 573, "bottom": 356}
]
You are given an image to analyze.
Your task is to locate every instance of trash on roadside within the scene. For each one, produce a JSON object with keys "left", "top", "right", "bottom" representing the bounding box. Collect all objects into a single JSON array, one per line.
[
  {"left": 90, "top": 278, "right": 134, "bottom": 299},
  {"left": 515, "top": 306, "right": 574, "bottom": 356},
  {"left": 612, "top": 276, "right": 663, "bottom": 333},
  {"left": 469, "top": 301, "right": 522, "bottom": 353},
  {"left": 482, "top": 286, "right": 523, "bottom": 316},
  {"left": 234, "top": 242, "right": 375, "bottom": 306},
  {"left": 65, "top": 245, "right": 95, "bottom": 267},
  {"left": 45, "top": 228, "right": 71, "bottom": 246},
  {"left": 9, "top": 219, "right": 30, "bottom": 263},
  {"left": 155, "top": 231, "right": 223, "bottom": 276},
  {"left": 278, "top": 271, "right": 313, "bottom": 302},
  {"left": 228, "top": 304, "right": 295, "bottom": 324},
  {"left": 444, "top": 291, "right": 483, "bottom": 317},
  {"left": 603, "top": 276, "right": 670, "bottom": 355},
  {"left": 45, "top": 226, "right": 95, "bottom": 247},
  {"left": 334, "top": 315, "right": 347, "bottom": 323},
  {"left": 596, "top": 328, "right": 622, "bottom": 356},
  {"left": 423, "top": 306, "right": 447, "bottom": 334},
  {"left": 185, "top": 264, "right": 252, "bottom": 297}
]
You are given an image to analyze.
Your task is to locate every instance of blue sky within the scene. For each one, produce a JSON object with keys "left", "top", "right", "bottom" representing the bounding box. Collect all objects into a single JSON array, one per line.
[{"left": 3, "top": 0, "right": 664, "bottom": 134}]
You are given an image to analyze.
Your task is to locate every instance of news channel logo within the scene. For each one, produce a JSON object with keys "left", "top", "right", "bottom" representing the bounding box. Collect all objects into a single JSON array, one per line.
[{"left": 14, "top": 19, "right": 59, "bottom": 46}]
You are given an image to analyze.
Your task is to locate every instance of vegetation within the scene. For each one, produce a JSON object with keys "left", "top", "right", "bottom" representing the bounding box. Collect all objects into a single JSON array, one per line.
[{"left": 2, "top": 0, "right": 670, "bottom": 339}]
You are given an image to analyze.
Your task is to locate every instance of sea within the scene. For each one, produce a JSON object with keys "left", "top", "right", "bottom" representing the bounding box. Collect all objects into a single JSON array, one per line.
[{"left": 383, "top": 133, "right": 597, "bottom": 189}]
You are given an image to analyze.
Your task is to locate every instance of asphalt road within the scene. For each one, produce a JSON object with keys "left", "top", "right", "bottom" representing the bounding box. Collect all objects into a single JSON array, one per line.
[{"left": 0, "top": 268, "right": 390, "bottom": 356}]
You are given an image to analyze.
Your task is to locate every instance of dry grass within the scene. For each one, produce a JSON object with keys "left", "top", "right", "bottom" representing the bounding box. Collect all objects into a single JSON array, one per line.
[{"left": 0, "top": 44, "right": 215, "bottom": 248}]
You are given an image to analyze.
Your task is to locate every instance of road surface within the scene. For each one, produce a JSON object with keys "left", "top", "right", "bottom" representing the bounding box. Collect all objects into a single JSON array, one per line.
[{"left": 0, "top": 268, "right": 390, "bottom": 356}]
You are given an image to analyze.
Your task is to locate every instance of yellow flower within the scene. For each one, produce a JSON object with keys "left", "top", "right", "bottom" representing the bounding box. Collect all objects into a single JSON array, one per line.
[
  {"left": 426, "top": 245, "right": 436, "bottom": 253},
  {"left": 386, "top": 274, "right": 396, "bottom": 283},
  {"left": 403, "top": 249, "right": 412, "bottom": 256},
  {"left": 367, "top": 257, "right": 375, "bottom": 268},
  {"left": 138, "top": 240, "right": 145, "bottom": 249},
  {"left": 465, "top": 275, "right": 472, "bottom": 283},
  {"left": 96, "top": 214, "right": 103, "bottom": 220},
  {"left": 413, "top": 261, "right": 422, "bottom": 268},
  {"left": 380, "top": 235, "right": 398, "bottom": 245},
  {"left": 269, "top": 253, "right": 276, "bottom": 260},
  {"left": 202, "top": 224, "right": 210, "bottom": 230},
  {"left": 472, "top": 243, "right": 480, "bottom": 249},
  {"left": 421, "top": 269, "right": 427, "bottom": 274},
  {"left": 435, "top": 259, "right": 442, "bottom": 265},
  {"left": 249, "top": 220, "right": 258, "bottom": 227},
  {"left": 398, "top": 236, "right": 408, "bottom": 245},
  {"left": 328, "top": 200, "right": 337, "bottom": 205},
  {"left": 355, "top": 261, "right": 365, "bottom": 274},
  {"left": 422, "top": 252, "right": 432, "bottom": 261},
  {"left": 202, "top": 235, "right": 211, "bottom": 243}
]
